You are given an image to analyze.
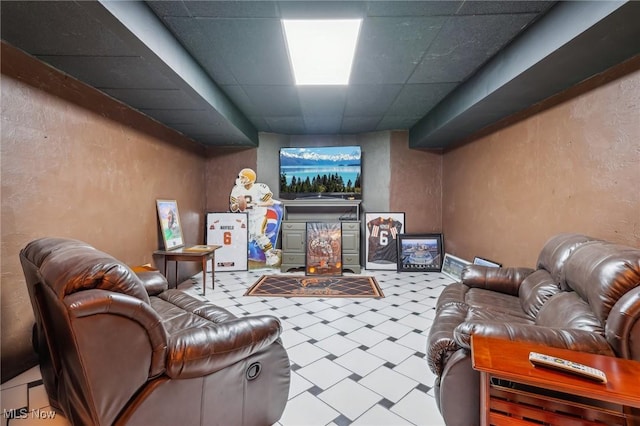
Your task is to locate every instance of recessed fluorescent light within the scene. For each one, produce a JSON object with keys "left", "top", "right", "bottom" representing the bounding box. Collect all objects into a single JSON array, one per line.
[{"left": 282, "top": 19, "right": 361, "bottom": 85}]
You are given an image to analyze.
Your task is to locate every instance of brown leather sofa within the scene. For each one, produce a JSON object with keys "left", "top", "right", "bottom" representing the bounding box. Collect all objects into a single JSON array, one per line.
[
  {"left": 20, "top": 237, "right": 290, "bottom": 426},
  {"left": 427, "top": 233, "right": 640, "bottom": 426}
]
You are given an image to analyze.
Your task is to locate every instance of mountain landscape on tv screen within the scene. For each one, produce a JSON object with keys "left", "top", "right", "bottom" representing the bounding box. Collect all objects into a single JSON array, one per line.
[{"left": 280, "top": 148, "right": 361, "bottom": 167}]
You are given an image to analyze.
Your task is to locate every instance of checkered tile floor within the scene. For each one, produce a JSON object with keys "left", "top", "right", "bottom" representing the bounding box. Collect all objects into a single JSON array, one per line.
[{"left": 1, "top": 269, "right": 452, "bottom": 426}]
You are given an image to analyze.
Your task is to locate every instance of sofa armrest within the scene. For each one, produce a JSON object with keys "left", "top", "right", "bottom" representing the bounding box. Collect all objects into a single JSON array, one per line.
[
  {"left": 454, "top": 321, "right": 615, "bottom": 356},
  {"left": 131, "top": 265, "right": 168, "bottom": 296},
  {"left": 166, "top": 315, "right": 283, "bottom": 379},
  {"left": 461, "top": 265, "right": 535, "bottom": 296}
]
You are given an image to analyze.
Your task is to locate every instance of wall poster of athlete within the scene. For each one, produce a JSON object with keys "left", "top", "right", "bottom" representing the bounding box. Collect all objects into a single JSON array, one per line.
[
  {"left": 397, "top": 233, "right": 443, "bottom": 272},
  {"left": 365, "top": 212, "right": 405, "bottom": 270}
]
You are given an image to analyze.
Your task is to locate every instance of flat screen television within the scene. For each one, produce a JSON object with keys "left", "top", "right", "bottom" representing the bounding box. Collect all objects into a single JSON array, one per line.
[{"left": 279, "top": 146, "right": 362, "bottom": 200}]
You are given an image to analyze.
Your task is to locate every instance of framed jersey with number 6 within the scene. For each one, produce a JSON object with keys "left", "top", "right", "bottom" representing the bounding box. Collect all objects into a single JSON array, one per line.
[
  {"left": 206, "top": 212, "right": 248, "bottom": 272},
  {"left": 365, "top": 212, "right": 405, "bottom": 270}
]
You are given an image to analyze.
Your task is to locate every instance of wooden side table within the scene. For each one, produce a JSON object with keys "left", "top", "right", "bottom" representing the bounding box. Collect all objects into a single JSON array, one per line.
[
  {"left": 471, "top": 335, "right": 640, "bottom": 426},
  {"left": 154, "top": 245, "right": 221, "bottom": 296}
]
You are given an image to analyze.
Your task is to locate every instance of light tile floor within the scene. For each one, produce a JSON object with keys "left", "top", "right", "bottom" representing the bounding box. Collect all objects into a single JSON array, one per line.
[{"left": 1, "top": 269, "right": 452, "bottom": 426}]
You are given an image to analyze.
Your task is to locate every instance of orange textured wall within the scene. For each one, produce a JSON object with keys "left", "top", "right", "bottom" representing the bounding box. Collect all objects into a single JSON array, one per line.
[
  {"left": 205, "top": 147, "right": 257, "bottom": 213},
  {"left": 442, "top": 58, "right": 640, "bottom": 267},
  {"left": 1, "top": 42, "right": 206, "bottom": 382},
  {"left": 390, "top": 131, "right": 442, "bottom": 233}
]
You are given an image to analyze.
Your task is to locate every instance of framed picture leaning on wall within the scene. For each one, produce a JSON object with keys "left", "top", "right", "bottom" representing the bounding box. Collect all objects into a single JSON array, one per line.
[
  {"left": 156, "top": 199, "right": 184, "bottom": 250},
  {"left": 397, "top": 233, "right": 443, "bottom": 272},
  {"left": 441, "top": 253, "right": 471, "bottom": 281},
  {"left": 365, "top": 212, "right": 405, "bottom": 270},
  {"left": 473, "top": 256, "right": 502, "bottom": 268}
]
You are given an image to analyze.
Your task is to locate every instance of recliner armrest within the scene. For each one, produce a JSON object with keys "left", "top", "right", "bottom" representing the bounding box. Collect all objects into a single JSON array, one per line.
[
  {"left": 454, "top": 321, "right": 615, "bottom": 356},
  {"left": 166, "top": 315, "right": 283, "bottom": 379},
  {"left": 461, "top": 265, "right": 535, "bottom": 296}
]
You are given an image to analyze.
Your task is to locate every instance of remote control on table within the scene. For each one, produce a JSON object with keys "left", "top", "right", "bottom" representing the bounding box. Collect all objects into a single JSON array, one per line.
[{"left": 528, "top": 352, "right": 607, "bottom": 383}]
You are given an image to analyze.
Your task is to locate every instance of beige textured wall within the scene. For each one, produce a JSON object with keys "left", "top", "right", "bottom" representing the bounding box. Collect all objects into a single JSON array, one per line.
[
  {"left": 1, "top": 42, "right": 207, "bottom": 382},
  {"left": 390, "top": 131, "right": 442, "bottom": 233},
  {"left": 442, "top": 58, "right": 640, "bottom": 267}
]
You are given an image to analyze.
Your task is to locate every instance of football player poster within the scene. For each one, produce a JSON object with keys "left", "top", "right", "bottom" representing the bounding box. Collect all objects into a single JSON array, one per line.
[
  {"left": 206, "top": 212, "right": 248, "bottom": 272},
  {"left": 365, "top": 212, "right": 405, "bottom": 270},
  {"left": 229, "top": 168, "right": 283, "bottom": 270}
]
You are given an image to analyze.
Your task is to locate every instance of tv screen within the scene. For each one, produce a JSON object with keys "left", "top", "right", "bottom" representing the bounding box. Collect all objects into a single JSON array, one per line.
[{"left": 279, "top": 146, "right": 362, "bottom": 200}]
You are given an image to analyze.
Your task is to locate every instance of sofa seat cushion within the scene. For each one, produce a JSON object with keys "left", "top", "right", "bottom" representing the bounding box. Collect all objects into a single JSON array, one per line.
[
  {"left": 435, "top": 282, "right": 533, "bottom": 322},
  {"left": 465, "top": 289, "right": 533, "bottom": 322},
  {"left": 151, "top": 290, "right": 236, "bottom": 335}
]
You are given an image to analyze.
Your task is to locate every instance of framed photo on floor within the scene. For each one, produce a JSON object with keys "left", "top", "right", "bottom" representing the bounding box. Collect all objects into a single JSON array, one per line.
[
  {"left": 473, "top": 256, "right": 502, "bottom": 268},
  {"left": 206, "top": 212, "right": 248, "bottom": 272},
  {"left": 441, "top": 253, "right": 471, "bottom": 281},
  {"left": 156, "top": 199, "right": 184, "bottom": 250},
  {"left": 306, "top": 222, "right": 342, "bottom": 276},
  {"left": 365, "top": 212, "right": 405, "bottom": 270},
  {"left": 397, "top": 233, "right": 443, "bottom": 272}
]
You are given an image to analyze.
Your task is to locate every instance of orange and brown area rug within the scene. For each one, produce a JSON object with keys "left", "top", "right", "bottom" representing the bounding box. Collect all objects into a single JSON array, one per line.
[{"left": 245, "top": 275, "right": 384, "bottom": 298}]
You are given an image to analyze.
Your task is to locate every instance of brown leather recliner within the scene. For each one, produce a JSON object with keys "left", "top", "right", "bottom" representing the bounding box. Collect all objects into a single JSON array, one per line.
[
  {"left": 427, "top": 233, "right": 640, "bottom": 426},
  {"left": 20, "top": 237, "right": 290, "bottom": 426}
]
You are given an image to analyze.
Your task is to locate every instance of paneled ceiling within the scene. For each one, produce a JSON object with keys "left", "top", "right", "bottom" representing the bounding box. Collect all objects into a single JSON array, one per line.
[{"left": 2, "top": 1, "right": 639, "bottom": 149}]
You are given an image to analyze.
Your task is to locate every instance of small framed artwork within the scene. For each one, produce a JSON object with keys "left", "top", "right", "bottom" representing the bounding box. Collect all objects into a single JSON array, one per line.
[
  {"left": 441, "top": 253, "right": 471, "bottom": 281},
  {"left": 473, "top": 256, "right": 502, "bottom": 268},
  {"left": 206, "top": 212, "right": 248, "bottom": 272},
  {"left": 156, "top": 199, "right": 184, "bottom": 250},
  {"left": 397, "top": 233, "right": 443, "bottom": 272},
  {"left": 365, "top": 212, "right": 405, "bottom": 270},
  {"left": 306, "top": 222, "right": 342, "bottom": 276}
]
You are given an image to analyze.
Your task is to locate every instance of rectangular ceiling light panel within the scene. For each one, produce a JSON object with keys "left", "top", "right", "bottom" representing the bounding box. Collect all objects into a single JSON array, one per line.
[{"left": 283, "top": 19, "right": 362, "bottom": 85}]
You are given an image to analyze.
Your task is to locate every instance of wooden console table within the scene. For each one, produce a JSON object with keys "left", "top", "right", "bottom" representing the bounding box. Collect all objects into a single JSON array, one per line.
[
  {"left": 471, "top": 335, "right": 640, "bottom": 426},
  {"left": 154, "top": 245, "right": 221, "bottom": 296}
]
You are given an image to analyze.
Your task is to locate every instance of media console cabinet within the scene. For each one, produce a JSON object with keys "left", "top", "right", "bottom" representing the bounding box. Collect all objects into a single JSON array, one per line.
[{"left": 279, "top": 199, "right": 361, "bottom": 273}]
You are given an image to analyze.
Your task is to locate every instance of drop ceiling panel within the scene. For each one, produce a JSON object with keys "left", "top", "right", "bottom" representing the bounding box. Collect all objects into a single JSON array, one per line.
[
  {"left": 303, "top": 115, "right": 343, "bottom": 134},
  {"left": 278, "top": 1, "right": 367, "bottom": 19},
  {"left": 349, "top": 16, "right": 445, "bottom": 84},
  {"left": 456, "top": 1, "right": 555, "bottom": 15},
  {"left": 340, "top": 116, "right": 382, "bottom": 134},
  {"left": 376, "top": 115, "right": 422, "bottom": 131},
  {"left": 0, "top": 1, "right": 131, "bottom": 56},
  {"left": 298, "top": 86, "right": 347, "bottom": 116},
  {"left": 344, "top": 84, "right": 403, "bottom": 116},
  {"left": 181, "top": 18, "right": 293, "bottom": 86},
  {"left": 241, "top": 85, "right": 302, "bottom": 116},
  {"left": 183, "top": 1, "right": 280, "bottom": 18},
  {"left": 366, "top": 1, "right": 462, "bottom": 17},
  {"left": 410, "top": 14, "right": 540, "bottom": 84},
  {"left": 387, "top": 83, "right": 458, "bottom": 117},
  {"left": 265, "top": 116, "right": 306, "bottom": 134}
]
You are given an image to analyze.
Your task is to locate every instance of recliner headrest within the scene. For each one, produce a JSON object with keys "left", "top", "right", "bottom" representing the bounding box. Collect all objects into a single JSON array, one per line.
[{"left": 21, "top": 237, "right": 150, "bottom": 304}]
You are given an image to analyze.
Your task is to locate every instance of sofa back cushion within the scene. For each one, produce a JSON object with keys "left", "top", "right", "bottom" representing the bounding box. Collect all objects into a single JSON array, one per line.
[
  {"left": 562, "top": 241, "right": 640, "bottom": 324},
  {"left": 536, "top": 292, "right": 604, "bottom": 335},
  {"left": 519, "top": 270, "right": 562, "bottom": 318},
  {"left": 536, "top": 233, "right": 599, "bottom": 287}
]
